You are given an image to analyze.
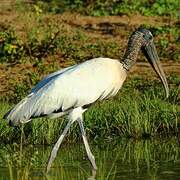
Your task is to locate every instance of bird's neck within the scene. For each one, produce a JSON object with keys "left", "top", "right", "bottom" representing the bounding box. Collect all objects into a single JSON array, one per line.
[{"left": 122, "top": 34, "right": 143, "bottom": 71}]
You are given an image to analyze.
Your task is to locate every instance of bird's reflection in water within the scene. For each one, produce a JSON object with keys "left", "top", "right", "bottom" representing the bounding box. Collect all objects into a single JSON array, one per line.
[
  {"left": 0, "top": 139, "right": 180, "bottom": 179},
  {"left": 87, "top": 169, "right": 96, "bottom": 180}
]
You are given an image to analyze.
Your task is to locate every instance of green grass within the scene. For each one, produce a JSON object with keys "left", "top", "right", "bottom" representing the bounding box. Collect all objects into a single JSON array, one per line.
[{"left": 0, "top": 75, "right": 179, "bottom": 144}]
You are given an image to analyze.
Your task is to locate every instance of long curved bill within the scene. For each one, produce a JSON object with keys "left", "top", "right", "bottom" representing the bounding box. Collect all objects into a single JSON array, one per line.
[{"left": 142, "top": 40, "right": 169, "bottom": 98}]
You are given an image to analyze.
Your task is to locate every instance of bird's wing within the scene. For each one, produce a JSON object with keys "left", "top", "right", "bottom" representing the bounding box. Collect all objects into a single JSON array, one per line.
[
  {"left": 31, "top": 65, "right": 77, "bottom": 94},
  {"left": 5, "top": 58, "right": 126, "bottom": 124}
]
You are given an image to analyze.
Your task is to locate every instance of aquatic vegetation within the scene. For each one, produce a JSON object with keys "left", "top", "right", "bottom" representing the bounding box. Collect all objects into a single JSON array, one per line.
[
  {"left": 0, "top": 0, "right": 179, "bottom": 145},
  {"left": 0, "top": 138, "right": 179, "bottom": 179}
]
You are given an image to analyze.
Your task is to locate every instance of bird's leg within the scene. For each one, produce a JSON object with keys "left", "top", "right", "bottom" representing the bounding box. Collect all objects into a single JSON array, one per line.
[
  {"left": 46, "top": 118, "right": 74, "bottom": 172},
  {"left": 77, "top": 117, "right": 97, "bottom": 170}
]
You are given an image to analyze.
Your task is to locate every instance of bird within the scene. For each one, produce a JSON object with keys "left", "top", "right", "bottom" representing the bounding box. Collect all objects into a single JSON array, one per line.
[{"left": 3, "top": 27, "right": 169, "bottom": 172}]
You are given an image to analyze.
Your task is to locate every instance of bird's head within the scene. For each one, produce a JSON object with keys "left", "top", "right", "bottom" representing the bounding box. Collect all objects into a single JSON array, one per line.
[{"left": 123, "top": 27, "right": 169, "bottom": 98}]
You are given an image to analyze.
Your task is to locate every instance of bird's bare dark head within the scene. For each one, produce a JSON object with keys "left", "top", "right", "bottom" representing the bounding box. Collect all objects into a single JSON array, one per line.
[
  {"left": 137, "top": 27, "right": 153, "bottom": 47},
  {"left": 126, "top": 27, "right": 153, "bottom": 51},
  {"left": 130, "top": 27, "right": 154, "bottom": 48}
]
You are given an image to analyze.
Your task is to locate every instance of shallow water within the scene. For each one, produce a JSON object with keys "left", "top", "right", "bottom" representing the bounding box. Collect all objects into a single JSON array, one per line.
[{"left": 0, "top": 138, "right": 179, "bottom": 180}]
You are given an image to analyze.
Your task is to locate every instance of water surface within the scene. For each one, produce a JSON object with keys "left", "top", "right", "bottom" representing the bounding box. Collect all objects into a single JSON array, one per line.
[{"left": 0, "top": 138, "right": 179, "bottom": 179}]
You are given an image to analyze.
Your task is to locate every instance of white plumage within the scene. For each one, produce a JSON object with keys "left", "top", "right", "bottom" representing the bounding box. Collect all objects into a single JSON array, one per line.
[{"left": 6, "top": 58, "right": 127, "bottom": 124}]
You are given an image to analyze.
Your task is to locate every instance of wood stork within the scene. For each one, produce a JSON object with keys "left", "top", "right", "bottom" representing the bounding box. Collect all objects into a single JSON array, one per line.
[{"left": 3, "top": 27, "right": 169, "bottom": 172}]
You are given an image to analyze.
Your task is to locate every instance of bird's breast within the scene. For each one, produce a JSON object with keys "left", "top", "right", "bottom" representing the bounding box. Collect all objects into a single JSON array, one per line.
[{"left": 92, "top": 59, "right": 127, "bottom": 99}]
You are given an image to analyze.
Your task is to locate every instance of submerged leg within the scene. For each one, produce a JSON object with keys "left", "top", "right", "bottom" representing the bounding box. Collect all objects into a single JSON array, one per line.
[
  {"left": 78, "top": 117, "right": 97, "bottom": 170},
  {"left": 46, "top": 118, "right": 74, "bottom": 172}
]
